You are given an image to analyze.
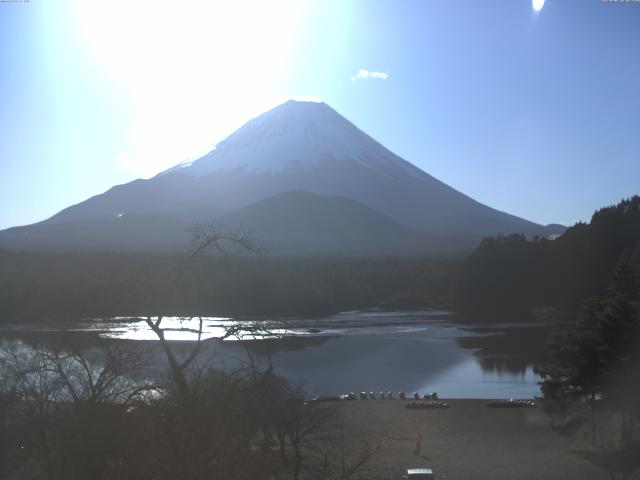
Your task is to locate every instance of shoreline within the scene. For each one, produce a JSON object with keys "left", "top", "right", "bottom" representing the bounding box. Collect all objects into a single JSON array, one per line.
[{"left": 0, "top": 314, "right": 546, "bottom": 400}]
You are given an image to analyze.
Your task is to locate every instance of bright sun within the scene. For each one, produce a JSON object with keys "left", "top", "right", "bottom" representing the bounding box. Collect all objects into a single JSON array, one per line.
[
  {"left": 69, "top": 0, "right": 306, "bottom": 177},
  {"left": 532, "top": 0, "right": 545, "bottom": 12}
]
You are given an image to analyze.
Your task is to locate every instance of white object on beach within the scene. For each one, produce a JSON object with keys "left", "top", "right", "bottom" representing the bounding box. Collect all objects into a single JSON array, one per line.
[{"left": 407, "top": 468, "right": 435, "bottom": 479}]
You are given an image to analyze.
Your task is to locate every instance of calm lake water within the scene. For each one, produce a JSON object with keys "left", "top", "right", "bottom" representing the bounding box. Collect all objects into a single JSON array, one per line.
[{"left": 1, "top": 310, "right": 549, "bottom": 399}]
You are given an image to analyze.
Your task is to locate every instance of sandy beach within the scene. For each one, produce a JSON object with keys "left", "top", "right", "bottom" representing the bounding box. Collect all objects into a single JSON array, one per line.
[{"left": 336, "top": 399, "right": 611, "bottom": 480}]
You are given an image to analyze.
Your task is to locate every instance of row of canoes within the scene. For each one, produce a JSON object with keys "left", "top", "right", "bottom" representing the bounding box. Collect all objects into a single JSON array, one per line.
[
  {"left": 405, "top": 401, "right": 449, "bottom": 409},
  {"left": 307, "top": 394, "right": 536, "bottom": 408},
  {"left": 306, "top": 391, "right": 438, "bottom": 403}
]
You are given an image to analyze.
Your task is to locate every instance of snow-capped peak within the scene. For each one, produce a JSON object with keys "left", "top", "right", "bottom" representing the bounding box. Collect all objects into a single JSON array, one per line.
[{"left": 159, "top": 100, "right": 423, "bottom": 179}]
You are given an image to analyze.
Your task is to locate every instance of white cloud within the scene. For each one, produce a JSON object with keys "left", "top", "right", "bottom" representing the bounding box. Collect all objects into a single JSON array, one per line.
[
  {"left": 370, "top": 71, "right": 389, "bottom": 80},
  {"left": 350, "top": 68, "right": 389, "bottom": 82}
]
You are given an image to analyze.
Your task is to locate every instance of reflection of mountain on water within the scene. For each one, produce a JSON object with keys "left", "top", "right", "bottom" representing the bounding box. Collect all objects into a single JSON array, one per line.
[
  {"left": 456, "top": 326, "right": 551, "bottom": 375},
  {"left": 258, "top": 334, "right": 469, "bottom": 397}
]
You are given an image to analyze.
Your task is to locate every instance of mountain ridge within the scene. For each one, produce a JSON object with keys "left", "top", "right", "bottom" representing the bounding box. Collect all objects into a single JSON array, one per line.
[
  {"left": 215, "top": 190, "right": 475, "bottom": 256},
  {"left": 0, "top": 100, "right": 565, "bottom": 255}
]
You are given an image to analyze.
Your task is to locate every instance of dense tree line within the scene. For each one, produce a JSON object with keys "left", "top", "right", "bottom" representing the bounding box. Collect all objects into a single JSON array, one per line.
[
  {"left": 0, "top": 252, "right": 457, "bottom": 323},
  {"left": 453, "top": 196, "right": 640, "bottom": 321},
  {"left": 537, "top": 244, "right": 640, "bottom": 404}
]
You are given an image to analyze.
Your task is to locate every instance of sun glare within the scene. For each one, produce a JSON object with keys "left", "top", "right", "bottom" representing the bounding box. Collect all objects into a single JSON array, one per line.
[
  {"left": 70, "top": 0, "right": 306, "bottom": 177},
  {"left": 532, "top": 0, "right": 545, "bottom": 12}
]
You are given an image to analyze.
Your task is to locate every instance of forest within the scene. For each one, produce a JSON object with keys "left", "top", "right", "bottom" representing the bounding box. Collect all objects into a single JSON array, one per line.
[
  {"left": 0, "top": 250, "right": 457, "bottom": 323},
  {"left": 454, "top": 196, "right": 640, "bottom": 322}
]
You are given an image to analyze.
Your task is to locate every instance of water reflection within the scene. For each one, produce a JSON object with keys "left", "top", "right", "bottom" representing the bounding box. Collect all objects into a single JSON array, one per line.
[
  {"left": 259, "top": 334, "right": 469, "bottom": 397},
  {"left": 248, "top": 328, "right": 543, "bottom": 399},
  {"left": 420, "top": 359, "right": 540, "bottom": 399},
  {"left": 0, "top": 311, "right": 549, "bottom": 399},
  {"left": 76, "top": 310, "right": 453, "bottom": 341},
  {"left": 455, "top": 325, "right": 550, "bottom": 375}
]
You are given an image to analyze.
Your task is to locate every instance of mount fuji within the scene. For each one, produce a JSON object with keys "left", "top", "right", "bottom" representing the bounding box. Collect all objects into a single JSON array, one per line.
[{"left": 0, "top": 100, "right": 564, "bottom": 255}]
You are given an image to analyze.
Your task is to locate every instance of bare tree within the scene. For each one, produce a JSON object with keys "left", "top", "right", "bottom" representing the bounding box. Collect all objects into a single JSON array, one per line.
[
  {"left": 0, "top": 340, "right": 153, "bottom": 480},
  {"left": 142, "top": 223, "right": 264, "bottom": 402},
  {"left": 188, "top": 222, "right": 262, "bottom": 261},
  {"left": 44, "top": 341, "right": 153, "bottom": 406}
]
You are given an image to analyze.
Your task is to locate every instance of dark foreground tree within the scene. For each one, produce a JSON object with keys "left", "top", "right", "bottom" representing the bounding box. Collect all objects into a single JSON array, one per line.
[
  {"left": 0, "top": 339, "right": 155, "bottom": 480},
  {"left": 536, "top": 243, "right": 640, "bottom": 479}
]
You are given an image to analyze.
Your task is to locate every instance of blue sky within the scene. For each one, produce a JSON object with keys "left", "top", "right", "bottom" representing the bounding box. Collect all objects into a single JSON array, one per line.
[{"left": 1, "top": 0, "right": 639, "bottom": 229}]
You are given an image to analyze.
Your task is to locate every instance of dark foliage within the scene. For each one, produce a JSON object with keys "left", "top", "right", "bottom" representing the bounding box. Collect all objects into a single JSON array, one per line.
[
  {"left": 453, "top": 196, "right": 640, "bottom": 321},
  {"left": 0, "top": 337, "right": 380, "bottom": 480},
  {"left": 536, "top": 243, "right": 640, "bottom": 402},
  {"left": 535, "top": 243, "right": 640, "bottom": 479},
  {"left": 0, "top": 253, "right": 457, "bottom": 323}
]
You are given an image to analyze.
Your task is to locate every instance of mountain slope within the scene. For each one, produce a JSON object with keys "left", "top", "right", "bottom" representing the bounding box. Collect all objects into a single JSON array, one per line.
[
  {"left": 156, "top": 100, "right": 546, "bottom": 236},
  {"left": 0, "top": 100, "right": 563, "bottom": 255},
  {"left": 216, "top": 191, "right": 472, "bottom": 255}
]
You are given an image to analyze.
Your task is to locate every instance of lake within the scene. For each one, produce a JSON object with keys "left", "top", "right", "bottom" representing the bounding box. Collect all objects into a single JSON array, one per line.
[{"left": 0, "top": 310, "right": 549, "bottom": 399}]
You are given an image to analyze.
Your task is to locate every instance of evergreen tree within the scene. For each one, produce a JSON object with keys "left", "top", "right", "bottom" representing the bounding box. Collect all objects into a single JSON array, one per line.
[
  {"left": 537, "top": 242, "right": 640, "bottom": 403},
  {"left": 454, "top": 196, "right": 640, "bottom": 322}
]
